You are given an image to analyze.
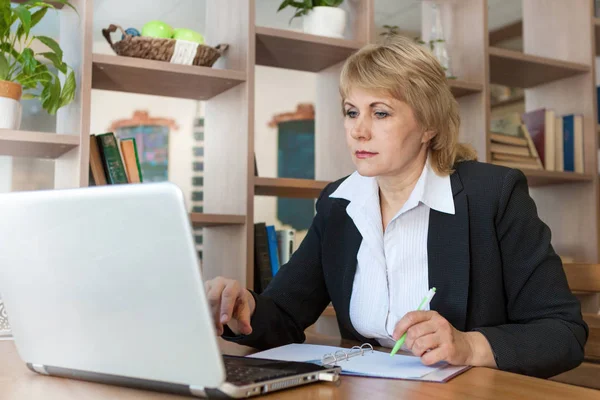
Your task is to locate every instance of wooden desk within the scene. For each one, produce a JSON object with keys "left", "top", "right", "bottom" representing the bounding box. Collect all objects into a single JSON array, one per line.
[{"left": 1, "top": 336, "right": 597, "bottom": 399}]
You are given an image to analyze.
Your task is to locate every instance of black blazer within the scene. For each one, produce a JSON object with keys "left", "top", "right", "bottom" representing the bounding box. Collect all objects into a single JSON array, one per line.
[{"left": 224, "top": 160, "right": 588, "bottom": 379}]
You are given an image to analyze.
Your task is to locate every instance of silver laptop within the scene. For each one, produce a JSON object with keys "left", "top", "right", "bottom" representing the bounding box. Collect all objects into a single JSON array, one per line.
[{"left": 0, "top": 182, "right": 340, "bottom": 398}]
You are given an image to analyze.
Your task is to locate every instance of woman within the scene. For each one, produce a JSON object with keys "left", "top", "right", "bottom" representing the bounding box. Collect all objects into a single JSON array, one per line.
[{"left": 205, "top": 36, "right": 587, "bottom": 379}]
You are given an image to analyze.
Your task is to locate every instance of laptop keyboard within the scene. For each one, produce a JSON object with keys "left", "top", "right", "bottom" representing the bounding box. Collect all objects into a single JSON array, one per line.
[{"left": 224, "top": 358, "right": 297, "bottom": 386}]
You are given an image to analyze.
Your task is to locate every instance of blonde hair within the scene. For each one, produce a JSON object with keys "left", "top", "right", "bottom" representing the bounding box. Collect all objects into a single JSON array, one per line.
[{"left": 339, "top": 35, "right": 477, "bottom": 175}]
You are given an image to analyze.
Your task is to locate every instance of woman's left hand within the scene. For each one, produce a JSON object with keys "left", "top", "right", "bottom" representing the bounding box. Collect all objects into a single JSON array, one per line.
[{"left": 393, "top": 311, "right": 496, "bottom": 367}]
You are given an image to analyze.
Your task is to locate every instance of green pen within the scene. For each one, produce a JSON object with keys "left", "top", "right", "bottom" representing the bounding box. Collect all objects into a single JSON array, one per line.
[{"left": 390, "top": 287, "right": 437, "bottom": 357}]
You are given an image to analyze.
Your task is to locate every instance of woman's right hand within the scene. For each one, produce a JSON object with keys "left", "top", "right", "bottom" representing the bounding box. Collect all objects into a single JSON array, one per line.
[{"left": 204, "top": 277, "right": 256, "bottom": 336}]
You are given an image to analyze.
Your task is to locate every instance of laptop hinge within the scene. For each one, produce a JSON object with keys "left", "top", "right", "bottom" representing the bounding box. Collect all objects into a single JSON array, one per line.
[
  {"left": 31, "top": 364, "right": 49, "bottom": 375},
  {"left": 189, "top": 385, "right": 206, "bottom": 397}
]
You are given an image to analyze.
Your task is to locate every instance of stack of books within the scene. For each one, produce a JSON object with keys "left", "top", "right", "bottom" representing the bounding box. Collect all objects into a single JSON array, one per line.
[
  {"left": 89, "top": 132, "right": 143, "bottom": 185},
  {"left": 490, "top": 112, "right": 543, "bottom": 170},
  {"left": 491, "top": 109, "right": 584, "bottom": 173},
  {"left": 253, "top": 222, "right": 295, "bottom": 294}
]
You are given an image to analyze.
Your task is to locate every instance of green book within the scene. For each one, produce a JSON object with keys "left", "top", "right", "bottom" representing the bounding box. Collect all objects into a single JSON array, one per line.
[{"left": 96, "top": 132, "right": 128, "bottom": 185}]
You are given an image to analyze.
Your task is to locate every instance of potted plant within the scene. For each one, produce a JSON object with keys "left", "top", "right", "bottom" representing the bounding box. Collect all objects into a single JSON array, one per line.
[
  {"left": 278, "top": 0, "right": 346, "bottom": 39},
  {"left": 0, "top": 0, "right": 76, "bottom": 129}
]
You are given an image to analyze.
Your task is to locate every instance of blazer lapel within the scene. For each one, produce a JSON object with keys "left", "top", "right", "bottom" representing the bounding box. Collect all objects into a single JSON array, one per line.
[
  {"left": 327, "top": 199, "right": 376, "bottom": 344},
  {"left": 428, "top": 171, "right": 470, "bottom": 331}
]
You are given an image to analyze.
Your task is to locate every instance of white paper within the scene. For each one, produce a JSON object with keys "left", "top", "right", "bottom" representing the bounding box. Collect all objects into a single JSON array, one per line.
[{"left": 249, "top": 344, "right": 446, "bottom": 379}]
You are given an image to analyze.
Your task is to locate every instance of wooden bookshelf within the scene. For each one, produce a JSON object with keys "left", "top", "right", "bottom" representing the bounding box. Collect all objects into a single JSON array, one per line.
[
  {"left": 0, "top": 130, "right": 79, "bottom": 159},
  {"left": 448, "top": 79, "right": 484, "bottom": 98},
  {"left": 322, "top": 305, "right": 336, "bottom": 317},
  {"left": 6, "top": 1, "right": 600, "bottom": 342},
  {"left": 255, "top": 26, "right": 364, "bottom": 72},
  {"left": 516, "top": 169, "right": 595, "bottom": 187},
  {"left": 488, "top": 47, "right": 590, "bottom": 88},
  {"left": 189, "top": 213, "right": 245, "bottom": 228},
  {"left": 91, "top": 54, "right": 246, "bottom": 100},
  {"left": 254, "top": 177, "right": 330, "bottom": 198}
]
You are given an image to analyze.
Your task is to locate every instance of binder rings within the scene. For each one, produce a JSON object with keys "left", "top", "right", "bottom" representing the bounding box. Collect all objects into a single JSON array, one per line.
[{"left": 250, "top": 343, "right": 470, "bottom": 382}]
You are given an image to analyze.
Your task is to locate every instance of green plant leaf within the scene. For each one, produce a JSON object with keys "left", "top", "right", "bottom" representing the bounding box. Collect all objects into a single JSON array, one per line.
[
  {"left": 39, "top": 52, "right": 67, "bottom": 73},
  {"left": 29, "top": 6, "right": 47, "bottom": 29},
  {"left": 0, "top": 43, "right": 19, "bottom": 60},
  {"left": 21, "top": 48, "right": 37, "bottom": 75},
  {"left": 0, "top": 51, "right": 8, "bottom": 80},
  {"left": 17, "top": 6, "right": 49, "bottom": 39},
  {"left": 58, "top": 69, "right": 75, "bottom": 108},
  {"left": 21, "top": 93, "right": 37, "bottom": 100},
  {"left": 40, "top": 74, "right": 61, "bottom": 115},
  {"left": 277, "top": 0, "right": 292, "bottom": 11},
  {"left": 35, "top": 35, "right": 63, "bottom": 60},
  {"left": 13, "top": 6, "right": 32, "bottom": 38}
]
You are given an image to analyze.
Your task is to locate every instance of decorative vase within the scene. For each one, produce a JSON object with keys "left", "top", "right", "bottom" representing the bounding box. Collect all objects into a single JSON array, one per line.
[
  {"left": 0, "top": 297, "right": 11, "bottom": 338},
  {"left": 0, "top": 80, "right": 23, "bottom": 130},
  {"left": 303, "top": 6, "right": 346, "bottom": 38},
  {"left": 428, "top": 2, "right": 453, "bottom": 77}
]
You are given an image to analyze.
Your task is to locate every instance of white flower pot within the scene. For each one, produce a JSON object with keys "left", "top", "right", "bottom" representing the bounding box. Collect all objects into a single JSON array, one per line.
[
  {"left": 0, "top": 97, "right": 22, "bottom": 129},
  {"left": 303, "top": 6, "right": 346, "bottom": 39},
  {"left": 0, "top": 80, "right": 23, "bottom": 130}
]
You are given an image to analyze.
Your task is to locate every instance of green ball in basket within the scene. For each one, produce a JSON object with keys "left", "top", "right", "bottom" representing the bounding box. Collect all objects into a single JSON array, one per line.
[
  {"left": 141, "top": 20, "right": 173, "bottom": 39},
  {"left": 173, "top": 28, "right": 204, "bottom": 44},
  {"left": 102, "top": 24, "right": 228, "bottom": 68}
]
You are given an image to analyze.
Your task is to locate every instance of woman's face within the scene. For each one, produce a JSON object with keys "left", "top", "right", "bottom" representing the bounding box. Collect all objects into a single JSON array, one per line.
[{"left": 343, "top": 88, "right": 433, "bottom": 177}]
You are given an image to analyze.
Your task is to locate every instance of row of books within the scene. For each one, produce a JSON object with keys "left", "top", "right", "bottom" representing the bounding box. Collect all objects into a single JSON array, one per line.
[
  {"left": 491, "top": 109, "right": 584, "bottom": 173},
  {"left": 253, "top": 222, "right": 295, "bottom": 294},
  {"left": 89, "top": 132, "right": 143, "bottom": 185}
]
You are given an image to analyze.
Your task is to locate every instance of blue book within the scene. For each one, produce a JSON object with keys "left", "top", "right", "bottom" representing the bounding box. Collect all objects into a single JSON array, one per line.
[
  {"left": 266, "top": 225, "right": 281, "bottom": 276},
  {"left": 562, "top": 115, "right": 575, "bottom": 172}
]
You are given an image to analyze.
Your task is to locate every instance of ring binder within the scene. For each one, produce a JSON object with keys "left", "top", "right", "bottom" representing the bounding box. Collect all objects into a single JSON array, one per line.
[{"left": 321, "top": 343, "right": 374, "bottom": 366}]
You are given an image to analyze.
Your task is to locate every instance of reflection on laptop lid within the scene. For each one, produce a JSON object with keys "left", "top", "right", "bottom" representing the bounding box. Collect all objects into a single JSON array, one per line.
[{"left": 0, "top": 182, "right": 339, "bottom": 398}]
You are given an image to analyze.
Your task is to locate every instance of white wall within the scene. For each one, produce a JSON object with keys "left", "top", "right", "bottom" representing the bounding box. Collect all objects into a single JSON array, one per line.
[{"left": 254, "top": 65, "right": 317, "bottom": 244}]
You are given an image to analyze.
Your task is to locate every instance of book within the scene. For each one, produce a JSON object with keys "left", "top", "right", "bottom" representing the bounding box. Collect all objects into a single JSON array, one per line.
[
  {"left": 95, "top": 132, "right": 128, "bottom": 185},
  {"left": 266, "top": 225, "right": 280, "bottom": 276},
  {"left": 518, "top": 124, "right": 544, "bottom": 169},
  {"left": 522, "top": 108, "right": 556, "bottom": 171},
  {"left": 490, "top": 132, "right": 527, "bottom": 147},
  {"left": 253, "top": 223, "right": 272, "bottom": 293},
  {"left": 563, "top": 115, "right": 576, "bottom": 172},
  {"left": 573, "top": 115, "right": 584, "bottom": 174},
  {"left": 490, "top": 143, "right": 531, "bottom": 157},
  {"left": 249, "top": 343, "right": 470, "bottom": 382},
  {"left": 120, "top": 138, "right": 144, "bottom": 183},
  {"left": 555, "top": 116, "right": 564, "bottom": 172},
  {"left": 491, "top": 153, "right": 542, "bottom": 166},
  {"left": 89, "top": 134, "right": 107, "bottom": 186}
]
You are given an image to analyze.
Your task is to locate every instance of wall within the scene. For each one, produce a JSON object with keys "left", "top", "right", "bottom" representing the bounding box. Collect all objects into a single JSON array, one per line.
[{"left": 253, "top": 65, "right": 317, "bottom": 244}]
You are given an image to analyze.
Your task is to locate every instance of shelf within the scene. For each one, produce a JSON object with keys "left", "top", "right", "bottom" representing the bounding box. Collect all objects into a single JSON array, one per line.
[
  {"left": 189, "top": 213, "right": 246, "bottom": 228},
  {"left": 488, "top": 47, "right": 590, "bottom": 88},
  {"left": 0, "top": 129, "right": 79, "bottom": 159},
  {"left": 509, "top": 168, "right": 594, "bottom": 187},
  {"left": 595, "top": 18, "right": 600, "bottom": 55},
  {"left": 92, "top": 54, "right": 246, "bottom": 100},
  {"left": 255, "top": 26, "right": 363, "bottom": 72},
  {"left": 448, "top": 79, "right": 484, "bottom": 98},
  {"left": 11, "top": 0, "right": 64, "bottom": 8},
  {"left": 254, "top": 177, "right": 330, "bottom": 198}
]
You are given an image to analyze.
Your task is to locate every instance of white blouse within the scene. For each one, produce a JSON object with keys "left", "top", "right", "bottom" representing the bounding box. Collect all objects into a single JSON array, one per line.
[{"left": 329, "top": 157, "right": 455, "bottom": 347}]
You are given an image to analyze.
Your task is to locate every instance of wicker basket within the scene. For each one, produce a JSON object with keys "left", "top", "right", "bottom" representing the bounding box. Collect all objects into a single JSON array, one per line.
[{"left": 102, "top": 24, "right": 228, "bottom": 67}]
